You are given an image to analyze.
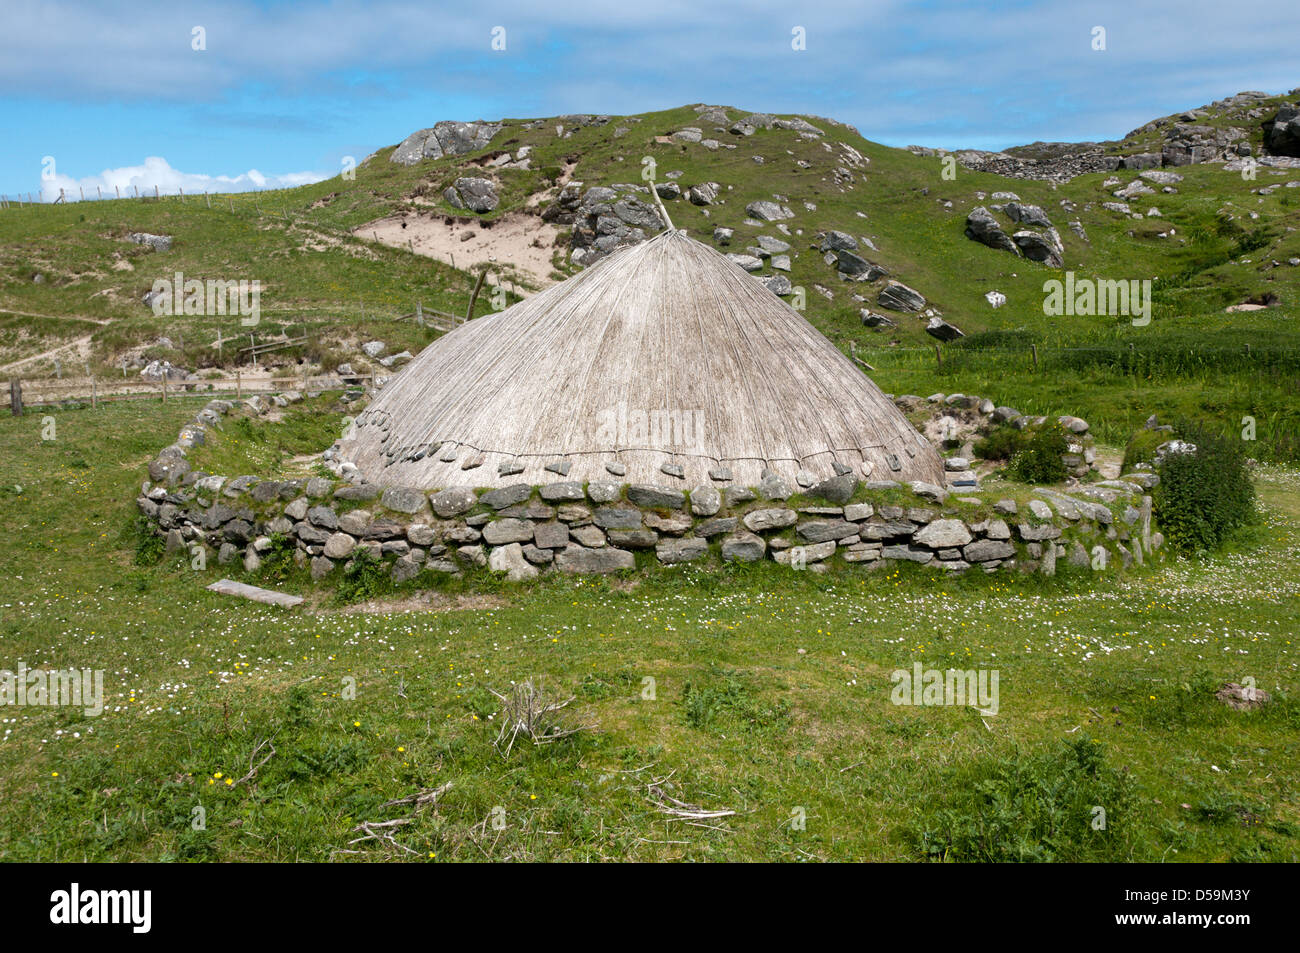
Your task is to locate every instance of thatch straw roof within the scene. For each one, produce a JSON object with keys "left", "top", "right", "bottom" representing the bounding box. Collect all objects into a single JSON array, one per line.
[{"left": 337, "top": 229, "right": 944, "bottom": 489}]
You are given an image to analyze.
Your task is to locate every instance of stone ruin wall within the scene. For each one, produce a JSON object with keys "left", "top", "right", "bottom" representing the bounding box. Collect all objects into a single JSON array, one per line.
[{"left": 138, "top": 396, "right": 1167, "bottom": 585}]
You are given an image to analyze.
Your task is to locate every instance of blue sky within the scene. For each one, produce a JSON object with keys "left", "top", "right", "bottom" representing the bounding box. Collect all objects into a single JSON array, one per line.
[{"left": 3, "top": 0, "right": 1298, "bottom": 199}]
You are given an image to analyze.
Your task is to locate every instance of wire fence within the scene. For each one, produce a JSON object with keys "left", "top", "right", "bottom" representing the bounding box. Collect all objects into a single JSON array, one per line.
[
  {"left": 0, "top": 183, "right": 302, "bottom": 208},
  {"left": 6, "top": 370, "right": 375, "bottom": 413}
]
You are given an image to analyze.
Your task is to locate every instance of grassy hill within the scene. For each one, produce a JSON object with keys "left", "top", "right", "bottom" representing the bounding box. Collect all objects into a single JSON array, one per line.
[{"left": 2, "top": 97, "right": 1299, "bottom": 457}]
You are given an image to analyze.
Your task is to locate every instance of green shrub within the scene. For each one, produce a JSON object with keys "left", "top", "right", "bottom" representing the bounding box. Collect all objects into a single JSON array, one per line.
[
  {"left": 1155, "top": 424, "right": 1257, "bottom": 553},
  {"left": 1122, "top": 427, "right": 1170, "bottom": 472},
  {"left": 912, "top": 737, "right": 1138, "bottom": 862},
  {"left": 1005, "top": 423, "right": 1069, "bottom": 485},
  {"left": 129, "top": 515, "right": 165, "bottom": 566},
  {"left": 257, "top": 532, "right": 298, "bottom": 582},
  {"left": 682, "top": 667, "right": 789, "bottom": 735},
  {"left": 335, "top": 547, "right": 390, "bottom": 603},
  {"left": 973, "top": 424, "right": 1027, "bottom": 461}
]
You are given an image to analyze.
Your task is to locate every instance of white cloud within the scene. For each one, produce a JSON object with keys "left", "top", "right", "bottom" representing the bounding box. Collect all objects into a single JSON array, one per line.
[{"left": 34, "top": 156, "right": 328, "bottom": 202}]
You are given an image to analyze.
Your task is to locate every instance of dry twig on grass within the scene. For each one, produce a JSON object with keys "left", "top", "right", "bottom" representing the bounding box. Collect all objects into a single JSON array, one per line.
[
  {"left": 340, "top": 818, "right": 421, "bottom": 857},
  {"left": 331, "top": 782, "right": 453, "bottom": 858},
  {"left": 646, "top": 782, "right": 736, "bottom": 821},
  {"left": 232, "top": 736, "right": 276, "bottom": 787},
  {"left": 380, "top": 781, "right": 453, "bottom": 813},
  {"left": 489, "top": 679, "right": 595, "bottom": 758}
]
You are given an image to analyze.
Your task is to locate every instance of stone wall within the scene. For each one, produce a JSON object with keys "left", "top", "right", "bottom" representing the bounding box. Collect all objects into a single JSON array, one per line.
[{"left": 138, "top": 397, "right": 1167, "bottom": 585}]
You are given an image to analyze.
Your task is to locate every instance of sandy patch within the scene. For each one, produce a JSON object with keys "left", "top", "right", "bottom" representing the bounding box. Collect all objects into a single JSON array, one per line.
[{"left": 354, "top": 211, "right": 564, "bottom": 292}]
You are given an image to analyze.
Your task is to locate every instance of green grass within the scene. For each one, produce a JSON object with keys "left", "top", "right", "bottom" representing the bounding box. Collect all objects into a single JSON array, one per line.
[{"left": 0, "top": 397, "right": 1295, "bottom": 861}]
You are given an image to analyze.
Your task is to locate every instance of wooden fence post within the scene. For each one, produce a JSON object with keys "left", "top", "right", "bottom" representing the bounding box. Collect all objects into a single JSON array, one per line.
[
  {"left": 91, "top": 377, "right": 97, "bottom": 409},
  {"left": 1031, "top": 344, "right": 1038, "bottom": 368},
  {"left": 161, "top": 375, "right": 167, "bottom": 403},
  {"left": 934, "top": 343, "right": 942, "bottom": 366},
  {"left": 9, "top": 379, "right": 22, "bottom": 416},
  {"left": 236, "top": 369, "right": 242, "bottom": 399}
]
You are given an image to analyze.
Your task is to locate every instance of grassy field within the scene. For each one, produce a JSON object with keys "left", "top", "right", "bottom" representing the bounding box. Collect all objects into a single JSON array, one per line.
[{"left": 0, "top": 397, "right": 1295, "bottom": 862}]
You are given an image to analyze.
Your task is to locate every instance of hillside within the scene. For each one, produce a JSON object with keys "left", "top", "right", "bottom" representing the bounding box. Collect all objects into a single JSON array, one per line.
[{"left": 2, "top": 94, "right": 1299, "bottom": 457}]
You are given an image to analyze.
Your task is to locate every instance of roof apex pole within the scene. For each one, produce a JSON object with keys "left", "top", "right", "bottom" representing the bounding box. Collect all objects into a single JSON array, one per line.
[{"left": 649, "top": 179, "right": 675, "bottom": 233}]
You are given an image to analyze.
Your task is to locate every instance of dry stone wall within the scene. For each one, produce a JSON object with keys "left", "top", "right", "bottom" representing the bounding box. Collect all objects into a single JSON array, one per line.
[{"left": 138, "top": 397, "right": 1167, "bottom": 586}]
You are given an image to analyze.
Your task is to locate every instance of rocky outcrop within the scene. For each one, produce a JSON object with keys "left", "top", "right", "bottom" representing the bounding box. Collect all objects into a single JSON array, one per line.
[
  {"left": 1264, "top": 104, "right": 1300, "bottom": 157},
  {"left": 965, "top": 205, "right": 1063, "bottom": 267},
  {"left": 443, "top": 177, "right": 499, "bottom": 213},
  {"left": 877, "top": 281, "right": 926, "bottom": 312},
  {"left": 542, "top": 183, "right": 666, "bottom": 266},
  {"left": 965, "top": 206, "right": 1019, "bottom": 254},
  {"left": 127, "top": 232, "right": 173, "bottom": 252},
  {"left": 391, "top": 121, "right": 503, "bottom": 165},
  {"left": 1161, "top": 123, "right": 1250, "bottom": 166}
]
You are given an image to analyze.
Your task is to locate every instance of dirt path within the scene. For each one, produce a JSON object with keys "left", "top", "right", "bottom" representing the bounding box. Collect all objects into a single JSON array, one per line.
[
  {"left": 0, "top": 306, "right": 111, "bottom": 326},
  {"left": 0, "top": 332, "right": 96, "bottom": 373}
]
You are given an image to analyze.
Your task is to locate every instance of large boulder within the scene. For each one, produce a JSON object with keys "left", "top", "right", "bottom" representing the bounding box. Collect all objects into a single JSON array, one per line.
[
  {"left": 1265, "top": 105, "right": 1300, "bottom": 157},
  {"left": 965, "top": 206, "right": 1019, "bottom": 254},
  {"left": 877, "top": 281, "right": 926, "bottom": 312},
  {"left": 139, "top": 360, "right": 190, "bottom": 383},
  {"left": 391, "top": 121, "right": 503, "bottom": 165},
  {"left": 925, "top": 317, "right": 965, "bottom": 342},
  {"left": 444, "top": 177, "right": 499, "bottom": 213},
  {"left": 746, "top": 200, "right": 794, "bottom": 221},
  {"left": 128, "top": 232, "right": 173, "bottom": 252},
  {"left": 1012, "top": 230, "right": 1064, "bottom": 268},
  {"left": 687, "top": 182, "right": 719, "bottom": 206}
]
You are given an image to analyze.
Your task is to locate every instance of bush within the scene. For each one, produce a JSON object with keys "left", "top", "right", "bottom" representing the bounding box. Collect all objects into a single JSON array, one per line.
[
  {"left": 1122, "top": 427, "right": 1169, "bottom": 472},
  {"left": 1005, "top": 423, "right": 1069, "bottom": 485},
  {"left": 257, "top": 532, "right": 298, "bottom": 582},
  {"left": 335, "top": 547, "right": 390, "bottom": 602},
  {"left": 1155, "top": 424, "right": 1257, "bottom": 553},
  {"left": 129, "top": 515, "right": 165, "bottom": 566},
  {"left": 973, "top": 424, "right": 1026, "bottom": 462},
  {"left": 912, "top": 737, "right": 1138, "bottom": 862}
]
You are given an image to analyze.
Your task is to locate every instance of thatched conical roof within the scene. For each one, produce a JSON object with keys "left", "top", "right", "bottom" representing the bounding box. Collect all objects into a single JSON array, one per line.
[{"left": 337, "top": 229, "right": 943, "bottom": 489}]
